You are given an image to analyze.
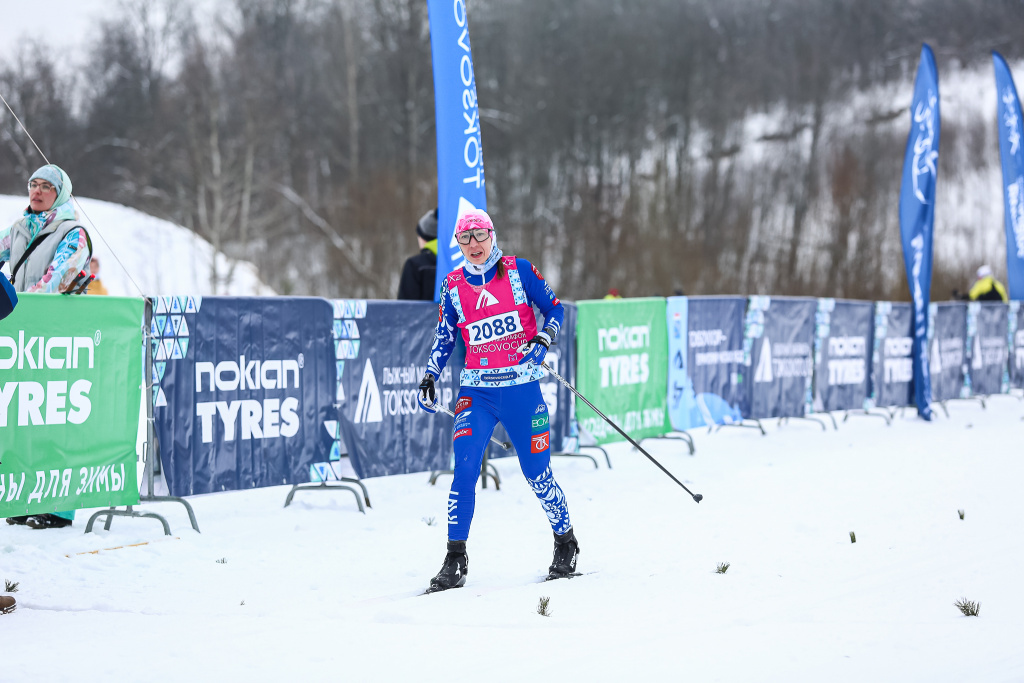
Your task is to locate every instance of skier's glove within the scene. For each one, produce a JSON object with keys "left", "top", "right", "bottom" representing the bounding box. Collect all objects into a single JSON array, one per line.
[
  {"left": 418, "top": 372, "right": 437, "bottom": 413},
  {"left": 517, "top": 329, "right": 552, "bottom": 366}
]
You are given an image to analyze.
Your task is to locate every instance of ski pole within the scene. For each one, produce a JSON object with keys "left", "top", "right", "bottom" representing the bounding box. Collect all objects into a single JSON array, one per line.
[
  {"left": 541, "top": 362, "right": 703, "bottom": 503},
  {"left": 435, "top": 403, "right": 512, "bottom": 450}
]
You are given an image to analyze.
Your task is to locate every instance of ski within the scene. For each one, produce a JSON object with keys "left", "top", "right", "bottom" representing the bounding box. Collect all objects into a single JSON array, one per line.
[
  {"left": 359, "top": 571, "right": 598, "bottom": 605},
  {"left": 423, "top": 582, "right": 464, "bottom": 595}
]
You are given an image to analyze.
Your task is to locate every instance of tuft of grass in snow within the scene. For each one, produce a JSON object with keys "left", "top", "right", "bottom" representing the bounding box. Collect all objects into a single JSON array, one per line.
[
  {"left": 216, "top": 558, "right": 227, "bottom": 564},
  {"left": 537, "top": 596, "right": 552, "bottom": 617},
  {"left": 958, "top": 509, "right": 965, "bottom": 520},
  {"left": 240, "top": 600, "right": 246, "bottom": 606},
  {"left": 954, "top": 598, "right": 980, "bottom": 616},
  {"left": 716, "top": 562, "right": 730, "bottom": 574},
  {"left": 850, "top": 531, "right": 857, "bottom": 543},
  {"left": 422, "top": 516, "right": 437, "bottom": 527},
  {"left": 5, "top": 580, "right": 18, "bottom": 593}
]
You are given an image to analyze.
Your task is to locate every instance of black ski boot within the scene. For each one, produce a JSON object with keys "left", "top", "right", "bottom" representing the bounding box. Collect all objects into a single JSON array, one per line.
[
  {"left": 547, "top": 528, "right": 580, "bottom": 580},
  {"left": 426, "top": 540, "right": 468, "bottom": 593},
  {"left": 26, "top": 514, "right": 72, "bottom": 529}
]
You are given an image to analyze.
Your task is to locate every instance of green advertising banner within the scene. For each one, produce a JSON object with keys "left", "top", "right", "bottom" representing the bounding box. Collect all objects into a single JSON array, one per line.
[
  {"left": 0, "top": 294, "right": 143, "bottom": 517},
  {"left": 575, "top": 298, "right": 670, "bottom": 444}
]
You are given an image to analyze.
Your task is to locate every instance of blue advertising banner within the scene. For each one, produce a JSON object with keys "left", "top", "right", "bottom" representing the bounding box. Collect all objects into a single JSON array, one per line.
[
  {"left": 153, "top": 297, "right": 337, "bottom": 497},
  {"left": 744, "top": 297, "right": 816, "bottom": 418},
  {"left": 1011, "top": 302, "right": 1024, "bottom": 389},
  {"left": 898, "top": 44, "right": 939, "bottom": 419},
  {"left": 666, "top": 297, "right": 697, "bottom": 431},
  {"left": 813, "top": 299, "right": 873, "bottom": 413},
  {"left": 335, "top": 301, "right": 463, "bottom": 478},
  {"left": 927, "top": 302, "right": 967, "bottom": 402},
  {"left": 966, "top": 303, "right": 1010, "bottom": 397},
  {"left": 685, "top": 297, "right": 745, "bottom": 425},
  {"left": 428, "top": 0, "right": 487, "bottom": 301},
  {"left": 871, "top": 302, "right": 914, "bottom": 409},
  {"left": 993, "top": 52, "right": 1024, "bottom": 300}
]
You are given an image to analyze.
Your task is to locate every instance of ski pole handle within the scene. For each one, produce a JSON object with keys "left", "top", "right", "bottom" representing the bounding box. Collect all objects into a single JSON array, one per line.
[{"left": 436, "top": 403, "right": 512, "bottom": 451}]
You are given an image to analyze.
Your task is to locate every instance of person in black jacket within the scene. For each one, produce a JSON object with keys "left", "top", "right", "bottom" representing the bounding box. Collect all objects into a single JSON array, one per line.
[{"left": 397, "top": 208, "right": 438, "bottom": 300}]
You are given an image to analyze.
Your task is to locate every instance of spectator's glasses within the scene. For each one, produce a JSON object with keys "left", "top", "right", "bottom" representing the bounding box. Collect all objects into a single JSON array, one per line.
[
  {"left": 28, "top": 181, "right": 55, "bottom": 193},
  {"left": 456, "top": 228, "right": 492, "bottom": 245}
]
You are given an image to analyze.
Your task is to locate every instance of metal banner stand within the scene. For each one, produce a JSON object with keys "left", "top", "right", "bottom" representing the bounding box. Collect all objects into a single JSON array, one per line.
[
  {"left": 429, "top": 409, "right": 507, "bottom": 489},
  {"left": 639, "top": 432, "right": 695, "bottom": 456},
  {"left": 283, "top": 470, "right": 370, "bottom": 513},
  {"left": 551, "top": 447, "right": 603, "bottom": 469},
  {"left": 86, "top": 299, "right": 200, "bottom": 536},
  {"left": 842, "top": 409, "right": 892, "bottom": 426},
  {"left": 776, "top": 414, "right": 836, "bottom": 431},
  {"left": 714, "top": 419, "right": 766, "bottom": 435}
]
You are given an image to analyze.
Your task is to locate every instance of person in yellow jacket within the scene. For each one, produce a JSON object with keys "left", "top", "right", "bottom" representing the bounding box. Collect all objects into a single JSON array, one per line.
[
  {"left": 968, "top": 265, "right": 1008, "bottom": 302},
  {"left": 85, "top": 256, "right": 108, "bottom": 295}
]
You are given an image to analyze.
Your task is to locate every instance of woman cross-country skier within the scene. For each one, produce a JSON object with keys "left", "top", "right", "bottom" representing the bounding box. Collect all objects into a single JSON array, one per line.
[{"left": 417, "top": 208, "right": 579, "bottom": 593}]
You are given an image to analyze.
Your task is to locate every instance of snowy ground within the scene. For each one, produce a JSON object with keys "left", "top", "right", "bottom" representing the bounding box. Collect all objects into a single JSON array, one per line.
[{"left": 3, "top": 397, "right": 1023, "bottom": 682}]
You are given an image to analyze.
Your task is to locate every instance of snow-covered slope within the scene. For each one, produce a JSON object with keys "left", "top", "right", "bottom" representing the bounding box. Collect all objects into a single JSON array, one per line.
[
  {"left": 0, "top": 195, "right": 274, "bottom": 297},
  {"left": 3, "top": 398, "right": 1023, "bottom": 681}
]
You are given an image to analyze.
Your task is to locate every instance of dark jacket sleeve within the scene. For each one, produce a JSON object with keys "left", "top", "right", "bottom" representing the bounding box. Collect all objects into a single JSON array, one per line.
[
  {"left": 0, "top": 271, "right": 17, "bottom": 321},
  {"left": 397, "top": 250, "right": 438, "bottom": 301},
  {"left": 397, "top": 256, "right": 420, "bottom": 300}
]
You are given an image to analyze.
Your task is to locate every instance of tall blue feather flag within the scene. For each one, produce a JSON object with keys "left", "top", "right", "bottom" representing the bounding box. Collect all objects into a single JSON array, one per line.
[
  {"left": 993, "top": 51, "right": 1024, "bottom": 301},
  {"left": 427, "top": 0, "right": 488, "bottom": 301},
  {"left": 898, "top": 44, "right": 939, "bottom": 420}
]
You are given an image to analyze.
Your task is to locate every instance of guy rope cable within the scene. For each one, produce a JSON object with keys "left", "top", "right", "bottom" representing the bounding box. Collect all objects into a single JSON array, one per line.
[{"left": 0, "top": 89, "right": 146, "bottom": 298}]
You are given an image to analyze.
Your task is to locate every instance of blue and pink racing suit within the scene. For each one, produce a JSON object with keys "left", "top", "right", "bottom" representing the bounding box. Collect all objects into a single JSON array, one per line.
[{"left": 426, "top": 255, "right": 571, "bottom": 542}]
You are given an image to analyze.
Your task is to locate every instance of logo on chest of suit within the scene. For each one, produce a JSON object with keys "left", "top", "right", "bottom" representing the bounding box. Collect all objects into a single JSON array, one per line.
[{"left": 475, "top": 288, "right": 500, "bottom": 310}]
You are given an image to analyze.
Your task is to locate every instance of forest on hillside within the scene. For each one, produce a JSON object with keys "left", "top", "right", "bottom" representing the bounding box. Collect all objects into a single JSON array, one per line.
[{"left": 1, "top": 0, "right": 1022, "bottom": 300}]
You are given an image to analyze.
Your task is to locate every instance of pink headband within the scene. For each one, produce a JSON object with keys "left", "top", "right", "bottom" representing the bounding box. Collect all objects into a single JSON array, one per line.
[{"left": 455, "top": 209, "right": 494, "bottom": 234}]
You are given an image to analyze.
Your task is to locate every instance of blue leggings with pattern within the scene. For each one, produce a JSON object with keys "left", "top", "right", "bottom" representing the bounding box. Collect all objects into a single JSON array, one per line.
[{"left": 447, "top": 381, "right": 571, "bottom": 542}]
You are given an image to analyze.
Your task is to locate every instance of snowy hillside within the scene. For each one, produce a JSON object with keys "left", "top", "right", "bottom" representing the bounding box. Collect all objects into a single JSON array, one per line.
[
  {"left": 3, "top": 398, "right": 1023, "bottom": 681},
  {"left": 618, "top": 57, "right": 1024, "bottom": 298},
  {"left": 0, "top": 195, "right": 274, "bottom": 297}
]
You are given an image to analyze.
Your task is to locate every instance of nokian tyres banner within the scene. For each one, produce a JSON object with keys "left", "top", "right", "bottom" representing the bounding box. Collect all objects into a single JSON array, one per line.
[
  {"left": 0, "top": 294, "right": 142, "bottom": 517},
  {"left": 576, "top": 298, "right": 669, "bottom": 445},
  {"left": 928, "top": 302, "right": 967, "bottom": 402},
  {"left": 813, "top": 299, "right": 873, "bottom": 413},
  {"left": 872, "top": 302, "right": 915, "bottom": 408},
  {"left": 152, "top": 297, "right": 336, "bottom": 496}
]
